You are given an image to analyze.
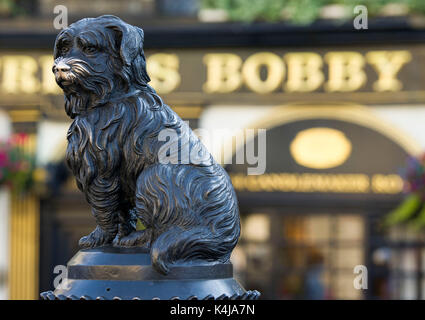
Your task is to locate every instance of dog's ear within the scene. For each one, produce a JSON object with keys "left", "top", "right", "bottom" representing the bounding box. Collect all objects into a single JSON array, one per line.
[
  {"left": 106, "top": 22, "right": 142, "bottom": 66},
  {"left": 104, "top": 17, "right": 150, "bottom": 86}
]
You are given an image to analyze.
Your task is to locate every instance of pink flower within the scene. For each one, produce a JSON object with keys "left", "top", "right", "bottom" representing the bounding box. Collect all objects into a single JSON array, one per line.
[{"left": 0, "top": 152, "right": 8, "bottom": 168}]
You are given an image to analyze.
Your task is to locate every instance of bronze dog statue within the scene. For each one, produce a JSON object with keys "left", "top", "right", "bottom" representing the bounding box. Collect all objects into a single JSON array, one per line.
[{"left": 52, "top": 15, "right": 240, "bottom": 275}]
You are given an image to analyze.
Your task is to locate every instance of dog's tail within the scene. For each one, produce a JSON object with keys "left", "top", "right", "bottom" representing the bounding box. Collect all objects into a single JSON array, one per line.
[{"left": 150, "top": 207, "right": 240, "bottom": 275}]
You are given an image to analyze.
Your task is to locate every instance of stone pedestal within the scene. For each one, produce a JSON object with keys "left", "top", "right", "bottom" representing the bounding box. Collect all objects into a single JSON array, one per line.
[{"left": 40, "top": 247, "right": 260, "bottom": 300}]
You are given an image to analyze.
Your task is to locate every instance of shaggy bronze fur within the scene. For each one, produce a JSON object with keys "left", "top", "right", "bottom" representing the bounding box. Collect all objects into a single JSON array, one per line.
[{"left": 52, "top": 15, "right": 240, "bottom": 275}]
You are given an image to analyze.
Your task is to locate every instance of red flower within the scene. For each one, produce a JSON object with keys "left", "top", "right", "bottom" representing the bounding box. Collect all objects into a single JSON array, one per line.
[{"left": 11, "top": 133, "right": 28, "bottom": 145}]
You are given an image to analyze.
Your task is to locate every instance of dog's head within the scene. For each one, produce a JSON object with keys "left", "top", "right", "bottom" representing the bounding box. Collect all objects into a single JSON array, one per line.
[{"left": 52, "top": 15, "right": 150, "bottom": 118}]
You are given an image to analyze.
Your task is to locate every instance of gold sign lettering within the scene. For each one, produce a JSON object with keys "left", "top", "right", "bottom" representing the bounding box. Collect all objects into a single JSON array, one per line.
[
  {"left": 325, "top": 52, "right": 366, "bottom": 92},
  {"left": 284, "top": 52, "right": 324, "bottom": 92},
  {"left": 203, "top": 53, "right": 243, "bottom": 93},
  {"left": 147, "top": 53, "right": 181, "bottom": 94},
  {"left": 371, "top": 174, "right": 404, "bottom": 194},
  {"left": 0, "top": 50, "right": 413, "bottom": 96},
  {"left": 241, "top": 52, "right": 285, "bottom": 94},
  {"left": 2, "top": 56, "right": 40, "bottom": 94},
  {"left": 366, "top": 50, "right": 412, "bottom": 92},
  {"left": 230, "top": 173, "right": 403, "bottom": 194}
]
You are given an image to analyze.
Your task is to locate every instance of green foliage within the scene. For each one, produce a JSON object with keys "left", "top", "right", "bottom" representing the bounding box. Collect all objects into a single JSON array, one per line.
[
  {"left": 340, "top": 0, "right": 395, "bottom": 15},
  {"left": 409, "top": 205, "right": 425, "bottom": 230},
  {"left": 384, "top": 153, "right": 425, "bottom": 230},
  {"left": 230, "top": 0, "right": 287, "bottom": 22},
  {"left": 384, "top": 193, "right": 421, "bottom": 226},
  {"left": 0, "top": 0, "right": 26, "bottom": 16},
  {"left": 202, "top": 0, "right": 288, "bottom": 22},
  {"left": 201, "top": 0, "right": 425, "bottom": 24},
  {"left": 285, "top": 0, "right": 325, "bottom": 24},
  {"left": 407, "top": 0, "right": 425, "bottom": 14}
]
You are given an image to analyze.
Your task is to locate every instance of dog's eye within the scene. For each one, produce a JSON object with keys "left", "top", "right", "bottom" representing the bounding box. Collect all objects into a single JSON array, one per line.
[
  {"left": 83, "top": 46, "right": 98, "bottom": 55},
  {"left": 59, "top": 46, "right": 70, "bottom": 56}
]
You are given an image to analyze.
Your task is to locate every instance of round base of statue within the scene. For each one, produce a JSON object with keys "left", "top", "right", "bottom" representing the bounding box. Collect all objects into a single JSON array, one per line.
[{"left": 40, "top": 247, "right": 260, "bottom": 300}]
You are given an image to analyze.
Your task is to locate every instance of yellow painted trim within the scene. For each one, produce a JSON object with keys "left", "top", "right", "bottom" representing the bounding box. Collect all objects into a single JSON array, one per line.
[
  {"left": 8, "top": 134, "right": 39, "bottom": 300},
  {"left": 7, "top": 110, "right": 40, "bottom": 123}
]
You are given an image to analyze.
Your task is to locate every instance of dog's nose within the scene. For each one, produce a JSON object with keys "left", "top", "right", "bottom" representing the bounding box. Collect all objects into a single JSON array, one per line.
[{"left": 53, "top": 61, "right": 71, "bottom": 73}]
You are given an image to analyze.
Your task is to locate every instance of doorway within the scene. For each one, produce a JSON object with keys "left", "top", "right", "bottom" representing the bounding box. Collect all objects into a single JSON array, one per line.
[{"left": 233, "top": 210, "right": 369, "bottom": 299}]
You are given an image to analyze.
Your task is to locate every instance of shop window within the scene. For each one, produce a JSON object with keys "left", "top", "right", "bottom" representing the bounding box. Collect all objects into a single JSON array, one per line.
[
  {"left": 387, "top": 226, "right": 425, "bottom": 299},
  {"left": 236, "top": 212, "right": 366, "bottom": 299},
  {"left": 242, "top": 213, "right": 270, "bottom": 242}
]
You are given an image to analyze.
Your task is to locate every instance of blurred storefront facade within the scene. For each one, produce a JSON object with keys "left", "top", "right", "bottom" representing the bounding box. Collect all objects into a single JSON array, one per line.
[{"left": 2, "top": 2, "right": 425, "bottom": 300}]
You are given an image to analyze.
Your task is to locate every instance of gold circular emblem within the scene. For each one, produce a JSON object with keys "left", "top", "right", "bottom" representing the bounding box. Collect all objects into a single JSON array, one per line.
[{"left": 290, "top": 127, "right": 352, "bottom": 169}]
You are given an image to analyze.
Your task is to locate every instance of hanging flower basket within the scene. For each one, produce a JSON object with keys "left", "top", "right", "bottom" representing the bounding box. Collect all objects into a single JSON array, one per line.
[
  {"left": 0, "top": 133, "right": 35, "bottom": 193},
  {"left": 385, "top": 153, "right": 425, "bottom": 229}
]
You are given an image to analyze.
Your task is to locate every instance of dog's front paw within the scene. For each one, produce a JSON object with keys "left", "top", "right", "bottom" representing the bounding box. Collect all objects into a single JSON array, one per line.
[
  {"left": 112, "top": 221, "right": 135, "bottom": 246},
  {"left": 116, "top": 230, "right": 150, "bottom": 247},
  {"left": 79, "top": 226, "right": 115, "bottom": 248}
]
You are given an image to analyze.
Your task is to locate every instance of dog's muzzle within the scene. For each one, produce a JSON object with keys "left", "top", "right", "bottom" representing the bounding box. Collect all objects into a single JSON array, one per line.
[
  {"left": 52, "top": 59, "right": 72, "bottom": 84},
  {"left": 53, "top": 60, "right": 71, "bottom": 73}
]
